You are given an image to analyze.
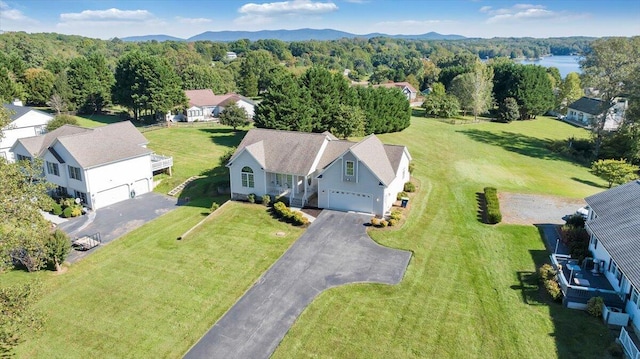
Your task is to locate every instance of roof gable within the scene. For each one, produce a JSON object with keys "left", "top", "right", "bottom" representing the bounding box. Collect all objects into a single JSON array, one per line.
[
  {"left": 2, "top": 103, "right": 53, "bottom": 124},
  {"left": 349, "top": 135, "right": 396, "bottom": 186},
  {"left": 585, "top": 180, "right": 640, "bottom": 290}
]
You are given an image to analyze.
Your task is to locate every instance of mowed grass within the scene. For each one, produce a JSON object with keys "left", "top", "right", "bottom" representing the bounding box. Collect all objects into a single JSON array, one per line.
[
  {"left": 7, "top": 115, "right": 614, "bottom": 358},
  {"left": 14, "top": 202, "right": 303, "bottom": 358},
  {"left": 272, "top": 116, "right": 613, "bottom": 358}
]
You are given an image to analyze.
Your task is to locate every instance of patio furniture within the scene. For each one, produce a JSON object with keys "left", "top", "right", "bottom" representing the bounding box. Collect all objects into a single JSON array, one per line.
[{"left": 573, "top": 277, "right": 591, "bottom": 287}]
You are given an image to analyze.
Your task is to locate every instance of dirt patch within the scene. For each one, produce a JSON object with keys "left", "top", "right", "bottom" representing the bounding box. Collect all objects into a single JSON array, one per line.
[
  {"left": 499, "top": 192, "right": 586, "bottom": 225},
  {"left": 301, "top": 208, "right": 322, "bottom": 218}
]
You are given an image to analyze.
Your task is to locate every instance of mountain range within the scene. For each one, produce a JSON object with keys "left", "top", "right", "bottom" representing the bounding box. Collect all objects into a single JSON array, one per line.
[{"left": 121, "top": 28, "right": 466, "bottom": 42}]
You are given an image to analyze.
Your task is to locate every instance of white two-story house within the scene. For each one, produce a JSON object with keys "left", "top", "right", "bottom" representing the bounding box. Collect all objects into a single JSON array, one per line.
[
  {"left": 11, "top": 121, "right": 172, "bottom": 210},
  {"left": 1, "top": 101, "right": 53, "bottom": 162},
  {"left": 585, "top": 180, "right": 640, "bottom": 353}
]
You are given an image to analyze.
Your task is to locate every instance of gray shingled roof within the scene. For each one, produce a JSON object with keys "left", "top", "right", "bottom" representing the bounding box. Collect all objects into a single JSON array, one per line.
[
  {"left": 13, "top": 121, "right": 150, "bottom": 168},
  {"left": 585, "top": 180, "right": 640, "bottom": 290},
  {"left": 350, "top": 135, "right": 396, "bottom": 186},
  {"left": 55, "top": 121, "right": 150, "bottom": 168},
  {"left": 14, "top": 125, "right": 91, "bottom": 156},
  {"left": 2, "top": 103, "right": 53, "bottom": 122},
  {"left": 317, "top": 140, "right": 353, "bottom": 169},
  {"left": 568, "top": 97, "right": 611, "bottom": 116},
  {"left": 229, "top": 128, "right": 330, "bottom": 175}
]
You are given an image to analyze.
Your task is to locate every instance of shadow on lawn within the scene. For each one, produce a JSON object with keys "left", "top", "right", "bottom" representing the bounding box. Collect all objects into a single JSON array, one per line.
[
  {"left": 475, "top": 192, "right": 487, "bottom": 224},
  {"left": 199, "top": 128, "right": 247, "bottom": 147},
  {"left": 458, "top": 129, "right": 562, "bottom": 161},
  {"left": 571, "top": 177, "right": 608, "bottom": 189},
  {"left": 512, "top": 231, "right": 617, "bottom": 358}
]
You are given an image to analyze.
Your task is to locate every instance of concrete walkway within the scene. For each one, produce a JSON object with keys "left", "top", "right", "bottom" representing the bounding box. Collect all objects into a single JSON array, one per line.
[{"left": 184, "top": 210, "right": 412, "bottom": 359}]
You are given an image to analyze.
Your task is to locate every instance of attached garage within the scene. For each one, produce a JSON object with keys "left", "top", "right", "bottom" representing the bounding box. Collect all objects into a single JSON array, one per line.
[
  {"left": 95, "top": 184, "right": 130, "bottom": 208},
  {"left": 328, "top": 189, "right": 373, "bottom": 214},
  {"left": 132, "top": 178, "right": 150, "bottom": 197}
]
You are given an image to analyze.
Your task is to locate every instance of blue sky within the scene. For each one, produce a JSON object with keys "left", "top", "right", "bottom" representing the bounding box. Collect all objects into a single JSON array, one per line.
[{"left": 1, "top": 0, "right": 638, "bottom": 39}]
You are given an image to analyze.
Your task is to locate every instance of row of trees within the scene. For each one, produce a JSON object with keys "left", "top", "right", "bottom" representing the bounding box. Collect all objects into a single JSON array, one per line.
[{"left": 254, "top": 66, "right": 410, "bottom": 137}]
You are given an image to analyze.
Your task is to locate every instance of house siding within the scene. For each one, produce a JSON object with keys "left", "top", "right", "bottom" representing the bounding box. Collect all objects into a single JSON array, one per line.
[
  {"left": 229, "top": 150, "right": 266, "bottom": 199},
  {"left": 384, "top": 151, "right": 411, "bottom": 212},
  {"left": 317, "top": 154, "right": 386, "bottom": 216},
  {"left": 589, "top": 233, "right": 640, "bottom": 329},
  {"left": 1, "top": 110, "right": 51, "bottom": 161},
  {"left": 86, "top": 155, "right": 152, "bottom": 209}
]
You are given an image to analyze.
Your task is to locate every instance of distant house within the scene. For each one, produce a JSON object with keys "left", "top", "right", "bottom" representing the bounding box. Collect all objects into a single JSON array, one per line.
[
  {"left": 210, "top": 93, "right": 256, "bottom": 119},
  {"left": 374, "top": 82, "right": 419, "bottom": 102},
  {"left": 227, "top": 128, "right": 411, "bottom": 216},
  {"left": 11, "top": 121, "right": 172, "bottom": 209},
  {"left": 565, "top": 96, "right": 627, "bottom": 131},
  {"left": 226, "top": 52, "right": 237, "bottom": 60},
  {"left": 166, "top": 90, "right": 256, "bottom": 122},
  {"left": 1, "top": 100, "right": 53, "bottom": 162}
]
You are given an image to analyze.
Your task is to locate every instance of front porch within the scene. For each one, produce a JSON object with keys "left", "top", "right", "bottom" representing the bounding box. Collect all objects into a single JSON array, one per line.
[
  {"left": 151, "top": 153, "right": 173, "bottom": 175},
  {"left": 266, "top": 172, "right": 317, "bottom": 208},
  {"left": 620, "top": 326, "right": 640, "bottom": 359},
  {"left": 550, "top": 253, "right": 625, "bottom": 310}
]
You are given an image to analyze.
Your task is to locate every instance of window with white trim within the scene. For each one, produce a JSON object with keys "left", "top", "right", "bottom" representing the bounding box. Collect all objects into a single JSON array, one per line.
[
  {"left": 631, "top": 287, "right": 639, "bottom": 308},
  {"left": 46, "top": 161, "right": 60, "bottom": 176},
  {"left": 16, "top": 154, "right": 31, "bottom": 162},
  {"left": 241, "top": 166, "right": 254, "bottom": 188},
  {"left": 345, "top": 160, "right": 354, "bottom": 176},
  {"left": 74, "top": 190, "right": 87, "bottom": 204},
  {"left": 69, "top": 166, "right": 82, "bottom": 181}
]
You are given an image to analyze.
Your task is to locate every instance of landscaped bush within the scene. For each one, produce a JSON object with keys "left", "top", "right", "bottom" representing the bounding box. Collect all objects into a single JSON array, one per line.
[
  {"left": 272, "top": 201, "right": 308, "bottom": 226},
  {"left": 51, "top": 203, "right": 63, "bottom": 216},
  {"left": 408, "top": 161, "right": 415, "bottom": 174},
  {"left": 390, "top": 209, "right": 402, "bottom": 221},
  {"left": 261, "top": 195, "right": 271, "bottom": 207},
  {"left": 371, "top": 217, "right": 381, "bottom": 227},
  {"left": 587, "top": 296, "right": 604, "bottom": 317},
  {"left": 61, "top": 207, "right": 73, "bottom": 218},
  {"left": 396, "top": 191, "right": 408, "bottom": 200},
  {"left": 380, "top": 219, "right": 388, "bottom": 227},
  {"left": 565, "top": 214, "right": 585, "bottom": 228},
  {"left": 388, "top": 218, "right": 398, "bottom": 226},
  {"left": 71, "top": 207, "right": 82, "bottom": 217},
  {"left": 403, "top": 182, "right": 416, "bottom": 192},
  {"left": 544, "top": 278, "right": 562, "bottom": 301},
  {"left": 210, "top": 202, "right": 219, "bottom": 212},
  {"left": 247, "top": 193, "right": 256, "bottom": 203},
  {"left": 484, "top": 187, "right": 502, "bottom": 224},
  {"left": 538, "top": 264, "right": 557, "bottom": 281}
]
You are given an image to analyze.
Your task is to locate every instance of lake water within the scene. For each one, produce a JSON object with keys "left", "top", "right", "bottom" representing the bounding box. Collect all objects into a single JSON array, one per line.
[{"left": 518, "top": 55, "right": 582, "bottom": 78}]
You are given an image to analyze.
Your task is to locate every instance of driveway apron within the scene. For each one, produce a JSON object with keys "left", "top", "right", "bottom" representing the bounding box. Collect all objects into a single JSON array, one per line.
[{"left": 184, "top": 210, "right": 412, "bottom": 359}]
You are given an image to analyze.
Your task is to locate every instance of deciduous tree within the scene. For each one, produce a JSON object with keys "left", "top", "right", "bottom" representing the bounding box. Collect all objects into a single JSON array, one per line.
[
  {"left": 0, "top": 282, "right": 43, "bottom": 356},
  {"left": 46, "top": 114, "right": 78, "bottom": 131},
  {"left": 591, "top": 159, "right": 639, "bottom": 188}
]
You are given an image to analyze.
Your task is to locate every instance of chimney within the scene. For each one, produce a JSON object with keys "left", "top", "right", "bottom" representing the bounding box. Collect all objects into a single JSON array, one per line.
[{"left": 12, "top": 98, "right": 23, "bottom": 106}]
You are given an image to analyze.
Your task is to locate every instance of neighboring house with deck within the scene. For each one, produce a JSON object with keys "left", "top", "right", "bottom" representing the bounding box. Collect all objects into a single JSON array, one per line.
[
  {"left": 11, "top": 121, "right": 172, "bottom": 210},
  {"left": 1, "top": 100, "right": 53, "bottom": 162},
  {"left": 166, "top": 90, "right": 256, "bottom": 122},
  {"left": 226, "top": 128, "right": 411, "bottom": 216},
  {"left": 565, "top": 96, "right": 627, "bottom": 131}
]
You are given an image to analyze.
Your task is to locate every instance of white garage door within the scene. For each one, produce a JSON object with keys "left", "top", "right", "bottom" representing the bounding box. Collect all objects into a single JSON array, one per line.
[
  {"left": 95, "top": 184, "right": 130, "bottom": 208},
  {"left": 328, "top": 189, "right": 373, "bottom": 214},
  {"left": 132, "top": 178, "right": 149, "bottom": 197}
]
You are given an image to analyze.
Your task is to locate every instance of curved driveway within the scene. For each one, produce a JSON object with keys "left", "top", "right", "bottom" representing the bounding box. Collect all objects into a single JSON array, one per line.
[{"left": 184, "top": 210, "right": 412, "bottom": 359}]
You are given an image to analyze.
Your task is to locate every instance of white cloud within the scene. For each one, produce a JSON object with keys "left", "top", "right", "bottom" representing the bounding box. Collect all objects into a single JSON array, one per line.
[
  {"left": 481, "top": 3, "right": 557, "bottom": 23},
  {"left": 176, "top": 16, "right": 212, "bottom": 24},
  {"left": 238, "top": 0, "right": 338, "bottom": 16},
  {"left": 60, "top": 8, "right": 153, "bottom": 22},
  {"left": 0, "top": 1, "right": 38, "bottom": 23}
]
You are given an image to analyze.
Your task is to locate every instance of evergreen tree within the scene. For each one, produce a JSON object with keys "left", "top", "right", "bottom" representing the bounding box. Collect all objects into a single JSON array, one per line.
[{"left": 254, "top": 71, "right": 314, "bottom": 131}]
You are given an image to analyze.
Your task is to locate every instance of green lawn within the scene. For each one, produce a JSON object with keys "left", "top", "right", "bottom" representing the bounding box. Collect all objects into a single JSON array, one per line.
[
  {"left": 7, "top": 116, "right": 616, "bottom": 358},
  {"left": 13, "top": 202, "right": 303, "bottom": 358},
  {"left": 272, "top": 117, "right": 613, "bottom": 358}
]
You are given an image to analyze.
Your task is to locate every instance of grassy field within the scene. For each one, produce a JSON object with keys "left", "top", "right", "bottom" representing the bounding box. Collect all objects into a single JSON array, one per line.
[
  {"left": 272, "top": 115, "right": 613, "bottom": 358},
  {"left": 7, "top": 115, "right": 615, "bottom": 358},
  {"left": 13, "top": 202, "right": 304, "bottom": 358}
]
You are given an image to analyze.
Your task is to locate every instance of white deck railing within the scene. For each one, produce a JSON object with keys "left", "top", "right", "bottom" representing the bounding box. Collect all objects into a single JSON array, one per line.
[
  {"left": 151, "top": 154, "right": 173, "bottom": 171},
  {"left": 620, "top": 327, "right": 640, "bottom": 359}
]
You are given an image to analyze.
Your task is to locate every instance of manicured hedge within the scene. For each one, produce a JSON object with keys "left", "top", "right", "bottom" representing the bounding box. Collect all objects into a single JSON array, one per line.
[
  {"left": 484, "top": 187, "right": 502, "bottom": 224},
  {"left": 272, "top": 201, "right": 309, "bottom": 226}
]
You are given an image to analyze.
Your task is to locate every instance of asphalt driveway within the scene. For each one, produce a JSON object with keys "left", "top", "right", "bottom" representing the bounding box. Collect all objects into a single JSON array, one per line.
[
  {"left": 57, "top": 192, "right": 178, "bottom": 262},
  {"left": 184, "top": 210, "right": 412, "bottom": 359}
]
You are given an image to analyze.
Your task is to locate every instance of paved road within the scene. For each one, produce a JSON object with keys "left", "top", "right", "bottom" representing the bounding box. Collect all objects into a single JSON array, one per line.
[
  {"left": 58, "top": 192, "right": 178, "bottom": 262},
  {"left": 184, "top": 210, "right": 412, "bottom": 359}
]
